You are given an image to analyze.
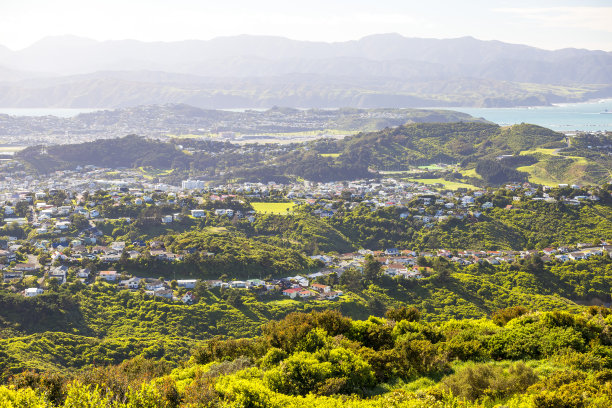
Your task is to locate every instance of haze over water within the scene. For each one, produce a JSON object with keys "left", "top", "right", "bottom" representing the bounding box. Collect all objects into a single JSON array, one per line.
[{"left": 446, "top": 99, "right": 612, "bottom": 132}]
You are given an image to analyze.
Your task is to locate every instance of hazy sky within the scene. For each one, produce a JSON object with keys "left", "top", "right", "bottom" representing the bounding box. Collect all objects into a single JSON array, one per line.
[{"left": 1, "top": 0, "right": 611, "bottom": 51}]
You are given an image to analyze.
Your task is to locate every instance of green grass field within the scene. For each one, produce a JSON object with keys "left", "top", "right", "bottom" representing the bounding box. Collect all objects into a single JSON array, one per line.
[
  {"left": 520, "top": 148, "right": 588, "bottom": 165},
  {"left": 519, "top": 148, "right": 559, "bottom": 156},
  {"left": 204, "top": 226, "right": 228, "bottom": 234},
  {"left": 319, "top": 153, "right": 340, "bottom": 158},
  {"left": 137, "top": 167, "right": 174, "bottom": 179},
  {"left": 251, "top": 202, "right": 296, "bottom": 215},
  {"left": 405, "top": 178, "right": 479, "bottom": 190},
  {"left": 517, "top": 148, "right": 592, "bottom": 186},
  {"left": 459, "top": 168, "right": 483, "bottom": 180},
  {"left": 417, "top": 164, "right": 445, "bottom": 171}
]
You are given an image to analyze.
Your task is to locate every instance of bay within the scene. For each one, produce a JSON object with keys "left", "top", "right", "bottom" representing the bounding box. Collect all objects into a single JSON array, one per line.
[{"left": 442, "top": 99, "right": 612, "bottom": 132}]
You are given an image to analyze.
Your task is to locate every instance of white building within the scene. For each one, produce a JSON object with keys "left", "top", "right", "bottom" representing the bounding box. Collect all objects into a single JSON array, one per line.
[
  {"left": 24, "top": 287, "right": 44, "bottom": 297},
  {"left": 182, "top": 180, "right": 206, "bottom": 190}
]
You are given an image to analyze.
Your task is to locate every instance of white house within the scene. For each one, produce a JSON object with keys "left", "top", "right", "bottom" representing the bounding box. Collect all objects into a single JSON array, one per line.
[
  {"left": 99, "top": 270, "right": 118, "bottom": 282},
  {"left": 177, "top": 279, "right": 197, "bottom": 289},
  {"left": 191, "top": 209, "right": 206, "bottom": 218},
  {"left": 24, "top": 287, "right": 43, "bottom": 297}
]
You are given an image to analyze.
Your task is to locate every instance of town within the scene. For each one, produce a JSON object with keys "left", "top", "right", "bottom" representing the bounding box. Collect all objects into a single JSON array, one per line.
[
  {"left": 0, "top": 105, "right": 455, "bottom": 146},
  {"left": 1, "top": 162, "right": 609, "bottom": 303}
]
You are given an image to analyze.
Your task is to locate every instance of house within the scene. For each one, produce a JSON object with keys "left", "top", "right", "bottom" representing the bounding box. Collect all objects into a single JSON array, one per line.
[
  {"left": 120, "top": 277, "right": 142, "bottom": 289},
  {"left": 76, "top": 268, "right": 91, "bottom": 279},
  {"left": 147, "top": 289, "right": 173, "bottom": 299},
  {"left": 14, "top": 263, "right": 38, "bottom": 272},
  {"left": 384, "top": 248, "right": 400, "bottom": 256},
  {"left": 320, "top": 290, "right": 342, "bottom": 300},
  {"left": 247, "top": 279, "right": 265, "bottom": 288},
  {"left": 3, "top": 270, "right": 24, "bottom": 282},
  {"left": 182, "top": 292, "right": 196, "bottom": 304},
  {"left": 110, "top": 241, "right": 126, "bottom": 251},
  {"left": 49, "top": 265, "right": 68, "bottom": 284},
  {"left": 161, "top": 215, "right": 173, "bottom": 223},
  {"left": 298, "top": 289, "right": 315, "bottom": 298},
  {"left": 568, "top": 252, "right": 588, "bottom": 260},
  {"left": 310, "top": 283, "right": 331, "bottom": 293},
  {"left": 400, "top": 268, "right": 424, "bottom": 279},
  {"left": 145, "top": 279, "right": 165, "bottom": 291},
  {"left": 24, "top": 287, "right": 44, "bottom": 297},
  {"left": 288, "top": 275, "right": 309, "bottom": 287},
  {"left": 214, "top": 209, "right": 234, "bottom": 218},
  {"left": 461, "top": 196, "right": 475, "bottom": 205},
  {"left": 99, "top": 270, "right": 118, "bottom": 282},
  {"left": 0, "top": 250, "right": 16, "bottom": 263},
  {"left": 176, "top": 279, "right": 197, "bottom": 289},
  {"left": 282, "top": 288, "right": 301, "bottom": 299},
  {"left": 204, "top": 280, "right": 223, "bottom": 288},
  {"left": 230, "top": 280, "right": 248, "bottom": 288},
  {"left": 190, "top": 209, "right": 206, "bottom": 218},
  {"left": 100, "top": 254, "right": 121, "bottom": 262}
]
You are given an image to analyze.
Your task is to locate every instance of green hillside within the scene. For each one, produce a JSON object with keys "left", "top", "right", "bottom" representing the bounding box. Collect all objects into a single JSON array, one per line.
[{"left": 13, "top": 122, "right": 609, "bottom": 185}]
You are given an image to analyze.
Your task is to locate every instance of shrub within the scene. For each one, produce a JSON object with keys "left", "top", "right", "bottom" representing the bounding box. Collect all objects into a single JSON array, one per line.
[{"left": 440, "top": 362, "right": 538, "bottom": 402}]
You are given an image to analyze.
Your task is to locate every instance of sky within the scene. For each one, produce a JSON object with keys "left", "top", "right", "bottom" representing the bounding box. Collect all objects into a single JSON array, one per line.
[{"left": 1, "top": 0, "right": 611, "bottom": 51}]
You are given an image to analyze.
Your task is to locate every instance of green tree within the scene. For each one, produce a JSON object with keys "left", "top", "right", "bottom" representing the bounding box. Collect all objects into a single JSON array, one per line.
[
  {"left": 339, "top": 268, "right": 362, "bottom": 292},
  {"left": 14, "top": 201, "right": 29, "bottom": 217},
  {"left": 363, "top": 254, "right": 382, "bottom": 282}
]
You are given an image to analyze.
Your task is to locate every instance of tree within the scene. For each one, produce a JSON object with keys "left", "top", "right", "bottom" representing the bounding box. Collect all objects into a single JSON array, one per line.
[
  {"left": 119, "top": 250, "right": 130, "bottom": 267},
  {"left": 363, "top": 254, "right": 382, "bottom": 282},
  {"left": 339, "top": 268, "right": 362, "bottom": 292},
  {"left": 15, "top": 201, "right": 29, "bottom": 217},
  {"left": 38, "top": 252, "right": 51, "bottom": 266},
  {"left": 433, "top": 256, "right": 453, "bottom": 282},
  {"left": 46, "top": 277, "right": 60, "bottom": 292},
  {"left": 386, "top": 306, "right": 420, "bottom": 322},
  {"left": 70, "top": 213, "right": 90, "bottom": 231},
  {"left": 416, "top": 255, "right": 430, "bottom": 267}
]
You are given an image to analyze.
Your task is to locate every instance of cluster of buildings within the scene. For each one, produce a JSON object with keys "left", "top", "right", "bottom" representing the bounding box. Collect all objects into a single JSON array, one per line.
[
  {"left": 0, "top": 106, "right": 421, "bottom": 146},
  {"left": 0, "top": 162, "right": 609, "bottom": 303}
]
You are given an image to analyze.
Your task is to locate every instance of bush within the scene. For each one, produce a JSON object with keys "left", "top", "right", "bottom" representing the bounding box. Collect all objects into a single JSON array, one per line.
[
  {"left": 440, "top": 362, "right": 538, "bottom": 402},
  {"left": 386, "top": 306, "right": 421, "bottom": 323},
  {"left": 492, "top": 306, "right": 528, "bottom": 326}
]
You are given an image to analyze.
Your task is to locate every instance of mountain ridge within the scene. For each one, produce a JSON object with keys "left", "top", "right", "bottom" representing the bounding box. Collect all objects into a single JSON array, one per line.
[{"left": 1, "top": 33, "right": 610, "bottom": 109}]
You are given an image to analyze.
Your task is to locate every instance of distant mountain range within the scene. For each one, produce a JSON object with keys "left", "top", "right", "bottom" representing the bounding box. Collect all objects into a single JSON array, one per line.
[{"left": 0, "top": 34, "right": 611, "bottom": 109}]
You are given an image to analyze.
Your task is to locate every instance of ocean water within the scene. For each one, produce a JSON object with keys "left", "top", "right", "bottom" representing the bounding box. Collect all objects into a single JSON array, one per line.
[
  {"left": 1, "top": 100, "right": 611, "bottom": 132},
  {"left": 443, "top": 99, "right": 612, "bottom": 132}
]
